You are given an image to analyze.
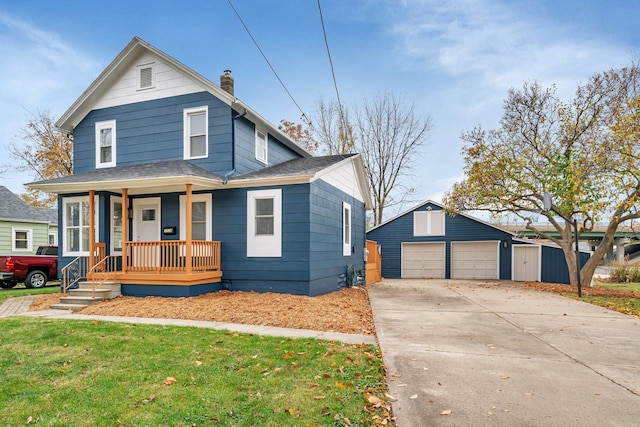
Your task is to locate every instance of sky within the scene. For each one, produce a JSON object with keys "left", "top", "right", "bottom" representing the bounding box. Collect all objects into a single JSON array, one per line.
[{"left": 0, "top": 0, "right": 638, "bottom": 219}]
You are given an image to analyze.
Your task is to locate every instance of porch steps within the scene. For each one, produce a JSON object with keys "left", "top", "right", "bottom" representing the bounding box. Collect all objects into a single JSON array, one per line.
[{"left": 50, "top": 281, "right": 122, "bottom": 312}]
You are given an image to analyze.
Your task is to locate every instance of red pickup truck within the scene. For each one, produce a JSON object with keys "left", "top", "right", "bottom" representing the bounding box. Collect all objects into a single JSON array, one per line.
[{"left": 0, "top": 245, "right": 58, "bottom": 289}]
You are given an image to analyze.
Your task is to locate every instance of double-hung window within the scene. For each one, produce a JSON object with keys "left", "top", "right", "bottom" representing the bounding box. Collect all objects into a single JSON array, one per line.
[
  {"left": 12, "top": 228, "right": 32, "bottom": 252},
  {"left": 63, "top": 196, "right": 98, "bottom": 256},
  {"left": 95, "top": 120, "right": 116, "bottom": 168},
  {"left": 184, "top": 106, "right": 208, "bottom": 159},
  {"left": 255, "top": 129, "right": 267, "bottom": 163},
  {"left": 179, "top": 193, "right": 212, "bottom": 240},
  {"left": 111, "top": 197, "right": 123, "bottom": 255},
  {"left": 247, "top": 189, "right": 281, "bottom": 257}
]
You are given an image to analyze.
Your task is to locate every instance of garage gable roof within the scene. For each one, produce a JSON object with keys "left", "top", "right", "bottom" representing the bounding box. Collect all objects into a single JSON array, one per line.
[{"left": 368, "top": 199, "right": 516, "bottom": 236}]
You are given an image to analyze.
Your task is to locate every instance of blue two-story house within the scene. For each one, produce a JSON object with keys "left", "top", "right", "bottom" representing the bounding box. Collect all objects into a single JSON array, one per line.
[{"left": 30, "top": 37, "right": 371, "bottom": 297}]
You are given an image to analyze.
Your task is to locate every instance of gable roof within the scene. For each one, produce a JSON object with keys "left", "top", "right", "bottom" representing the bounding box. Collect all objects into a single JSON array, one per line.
[
  {"left": 56, "top": 36, "right": 311, "bottom": 158},
  {"left": 0, "top": 186, "right": 57, "bottom": 224},
  {"left": 367, "top": 199, "right": 515, "bottom": 236}
]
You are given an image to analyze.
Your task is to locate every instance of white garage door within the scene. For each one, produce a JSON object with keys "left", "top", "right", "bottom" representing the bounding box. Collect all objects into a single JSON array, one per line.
[
  {"left": 513, "top": 245, "right": 540, "bottom": 281},
  {"left": 402, "top": 242, "right": 446, "bottom": 279},
  {"left": 451, "top": 241, "right": 499, "bottom": 279}
]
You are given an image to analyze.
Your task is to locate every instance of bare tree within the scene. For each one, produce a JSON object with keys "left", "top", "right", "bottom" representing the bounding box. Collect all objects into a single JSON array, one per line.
[
  {"left": 6, "top": 110, "right": 73, "bottom": 207},
  {"left": 312, "top": 97, "right": 356, "bottom": 155},
  {"left": 355, "top": 92, "right": 432, "bottom": 225}
]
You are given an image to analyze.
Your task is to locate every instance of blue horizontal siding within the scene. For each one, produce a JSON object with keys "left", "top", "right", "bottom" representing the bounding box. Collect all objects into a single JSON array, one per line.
[
  {"left": 367, "top": 202, "right": 513, "bottom": 279},
  {"left": 541, "top": 245, "right": 590, "bottom": 285},
  {"left": 73, "top": 92, "right": 233, "bottom": 175},
  {"left": 122, "top": 283, "right": 223, "bottom": 297}
]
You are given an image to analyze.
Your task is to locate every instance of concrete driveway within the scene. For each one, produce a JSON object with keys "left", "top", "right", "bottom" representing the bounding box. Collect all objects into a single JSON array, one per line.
[{"left": 368, "top": 279, "right": 640, "bottom": 426}]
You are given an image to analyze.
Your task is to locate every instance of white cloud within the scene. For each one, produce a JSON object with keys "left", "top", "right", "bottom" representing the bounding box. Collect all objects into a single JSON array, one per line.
[{"left": 0, "top": 12, "right": 99, "bottom": 193}]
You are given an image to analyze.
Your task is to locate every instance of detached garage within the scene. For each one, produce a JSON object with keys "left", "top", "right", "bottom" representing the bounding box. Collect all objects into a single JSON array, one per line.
[{"left": 366, "top": 200, "right": 589, "bottom": 284}]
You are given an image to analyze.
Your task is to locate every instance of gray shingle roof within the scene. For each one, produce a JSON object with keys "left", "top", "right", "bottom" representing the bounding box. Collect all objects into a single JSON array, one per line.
[
  {"left": 28, "top": 160, "right": 225, "bottom": 186},
  {"left": 0, "top": 186, "right": 57, "bottom": 224},
  {"left": 233, "top": 154, "right": 356, "bottom": 181}
]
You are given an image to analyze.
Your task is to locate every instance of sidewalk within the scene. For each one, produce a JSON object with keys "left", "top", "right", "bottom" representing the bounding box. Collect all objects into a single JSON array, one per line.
[
  {"left": 0, "top": 295, "right": 35, "bottom": 317},
  {"left": 2, "top": 298, "right": 376, "bottom": 345}
]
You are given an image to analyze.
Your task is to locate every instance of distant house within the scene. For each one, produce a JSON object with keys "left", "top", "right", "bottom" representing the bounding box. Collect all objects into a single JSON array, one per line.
[
  {"left": 29, "top": 37, "right": 371, "bottom": 297},
  {"left": 0, "top": 186, "right": 57, "bottom": 254},
  {"left": 366, "top": 200, "right": 589, "bottom": 285}
]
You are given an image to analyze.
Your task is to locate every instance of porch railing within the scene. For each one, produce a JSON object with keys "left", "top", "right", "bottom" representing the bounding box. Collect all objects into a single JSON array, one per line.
[
  {"left": 88, "top": 255, "right": 119, "bottom": 298},
  {"left": 125, "top": 240, "right": 221, "bottom": 273}
]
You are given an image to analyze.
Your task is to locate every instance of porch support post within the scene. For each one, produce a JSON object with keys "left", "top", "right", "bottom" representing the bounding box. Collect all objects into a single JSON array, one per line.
[
  {"left": 89, "top": 190, "right": 95, "bottom": 270},
  {"left": 186, "top": 184, "right": 193, "bottom": 275},
  {"left": 122, "top": 188, "right": 129, "bottom": 273}
]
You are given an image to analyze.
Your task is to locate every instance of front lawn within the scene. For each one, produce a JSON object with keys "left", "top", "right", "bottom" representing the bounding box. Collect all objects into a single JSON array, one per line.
[
  {"left": 0, "top": 285, "right": 59, "bottom": 303},
  {"left": 0, "top": 317, "right": 391, "bottom": 426}
]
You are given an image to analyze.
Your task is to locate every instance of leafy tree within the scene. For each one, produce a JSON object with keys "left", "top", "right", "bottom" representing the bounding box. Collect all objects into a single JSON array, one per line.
[
  {"left": 7, "top": 110, "right": 73, "bottom": 207},
  {"left": 443, "top": 64, "right": 640, "bottom": 288},
  {"left": 278, "top": 119, "right": 318, "bottom": 153},
  {"left": 313, "top": 92, "right": 432, "bottom": 226}
]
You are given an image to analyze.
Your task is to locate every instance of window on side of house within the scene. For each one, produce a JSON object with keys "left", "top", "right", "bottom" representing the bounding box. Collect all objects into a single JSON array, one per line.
[
  {"left": 343, "top": 202, "right": 352, "bottom": 256},
  {"left": 183, "top": 106, "right": 208, "bottom": 159},
  {"left": 137, "top": 62, "right": 155, "bottom": 90},
  {"left": 247, "top": 189, "right": 281, "bottom": 257},
  {"left": 48, "top": 231, "right": 57, "bottom": 246},
  {"left": 179, "top": 193, "right": 212, "bottom": 241},
  {"left": 95, "top": 120, "right": 116, "bottom": 168},
  {"left": 255, "top": 129, "right": 268, "bottom": 164},
  {"left": 12, "top": 228, "right": 32, "bottom": 252},
  {"left": 63, "top": 196, "right": 98, "bottom": 256},
  {"left": 111, "top": 197, "right": 123, "bottom": 255},
  {"left": 414, "top": 210, "right": 446, "bottom": 236}
]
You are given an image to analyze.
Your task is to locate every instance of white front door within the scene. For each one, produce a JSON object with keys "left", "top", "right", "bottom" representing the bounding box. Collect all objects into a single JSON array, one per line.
[
  {"left": 131, "top": 198, "right": 161, "bottom": 269},
  {"left": 133, "top": 198, "right": 161, "bottom": 242}
]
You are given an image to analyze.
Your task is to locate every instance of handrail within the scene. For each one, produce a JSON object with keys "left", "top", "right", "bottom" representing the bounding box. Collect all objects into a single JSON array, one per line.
[
  {"left": 61, "top": 256, "right": 88, "bottom": 296},
  {"left": 88, "top": 255, "right": 119, "bottom": 298}
]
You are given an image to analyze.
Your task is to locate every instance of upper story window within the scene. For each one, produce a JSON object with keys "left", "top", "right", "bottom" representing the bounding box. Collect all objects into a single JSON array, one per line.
[
  {"left": 414, "top": 210, "right": 445, "bottom": 236},
  {"left": 183, "top": 106, "right": 208, "bottom": 159},
  {"left": 95, "top": 120, "right": 116, "bottom": 168},
  {"left": 255, "top": 129, "right": 268, "bottom": 164},
  {"left": 12, "top": 228, "right": 32, "bottom": 252},
  {"left": 137, "top": 62, "right": 155, "bottom": 90}
]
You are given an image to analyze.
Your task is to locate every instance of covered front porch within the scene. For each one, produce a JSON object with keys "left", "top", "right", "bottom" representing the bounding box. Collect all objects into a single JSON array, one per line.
[{"left": 62, "top": 183, "right": 222, "bottom": 296}]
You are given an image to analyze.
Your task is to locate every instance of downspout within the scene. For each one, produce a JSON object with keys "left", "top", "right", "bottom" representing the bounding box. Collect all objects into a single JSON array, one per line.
[{"left": 224, "top": 107, "right": 248, "bottom": 185}]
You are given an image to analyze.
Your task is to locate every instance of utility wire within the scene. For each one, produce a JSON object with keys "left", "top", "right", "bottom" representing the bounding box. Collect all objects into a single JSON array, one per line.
[
  {"left": 317, "top": 0, "right": 348, "bottom": 146},
  {"left": 227, "top": 0, "right": 309, "bottom": 125}
]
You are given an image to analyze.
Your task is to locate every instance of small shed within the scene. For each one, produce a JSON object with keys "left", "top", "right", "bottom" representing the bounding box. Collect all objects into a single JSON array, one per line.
[{"left": 366, "top": 200, "right": 589, "bottom": 285}]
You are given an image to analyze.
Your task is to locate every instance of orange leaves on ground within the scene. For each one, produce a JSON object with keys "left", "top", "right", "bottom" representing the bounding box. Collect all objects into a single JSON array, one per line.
[{"left": 163, "top": 377, "right": 176, "bottom": 385}]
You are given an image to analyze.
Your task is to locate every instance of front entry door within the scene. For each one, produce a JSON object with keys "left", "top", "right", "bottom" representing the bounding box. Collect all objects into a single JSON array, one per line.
[
  {"left": 132, "top": 198, "right": 161, "bottom": 269},
  {"left": 133, "top": 198, "right": 161, "bottom": 242}
]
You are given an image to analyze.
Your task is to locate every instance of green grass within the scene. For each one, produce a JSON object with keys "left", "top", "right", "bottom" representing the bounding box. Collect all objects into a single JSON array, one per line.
[
  {"left": 0, "top": 317, "right": 390, "bottom": 426},
  {"left": 596, "top": 281, "right": 640, "bottom": 293},
  {"left": 575, "top": 295, "right": 640, "bottom": 317},
  {"left": 0, "top": 285, "right": 59, "bottom": 303}
]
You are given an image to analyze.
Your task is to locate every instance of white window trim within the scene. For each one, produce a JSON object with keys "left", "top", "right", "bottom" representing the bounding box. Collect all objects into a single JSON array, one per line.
[
  {"left": 48, "top": 231, "right": 58, "bottom": 246},
  {"left": 414, "top": 210, "right": 446, "bottom": 236},
  {"left": 255, "top": 128, "right": 268, "bottom": 164},
  {"left": 95, "top": 120, "right": 116, "bottom": 168},
  {"left": 110, "top": 196, "right": 123, "bottom": 255},
  {"left": 137, "top": 62, "right": 156, "bottom": 90},
  {"left": 247, "top": 189, "right": 281, "bottom": 257},
  {"left": 343, "top": 202, "right": 352, "bottom": 256},
  {"left": 183, "top": 106, "right": 209, "bottom": 160},
  {"left": 12, "top": 228, "right": 32, "bottom": 252},
  {"left": 62, "top": 195, "right": 99, "bottom": 257},
  {"left": 179, "top": 193, "right": 212, "bottom": 240}
]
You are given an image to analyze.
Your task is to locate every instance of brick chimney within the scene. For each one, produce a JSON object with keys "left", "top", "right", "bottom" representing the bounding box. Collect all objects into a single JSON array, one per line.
[{"left": 220, "top": 70, "right": 234, "bottom": 96}]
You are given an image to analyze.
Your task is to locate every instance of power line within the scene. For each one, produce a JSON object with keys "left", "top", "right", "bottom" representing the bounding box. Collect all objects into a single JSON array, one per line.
[
  {"left": 226, "top": 0, "right": 309, "bottom": 125},
  {"left": 317, "top": 0, "right": 348, "bottom": 142}
]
